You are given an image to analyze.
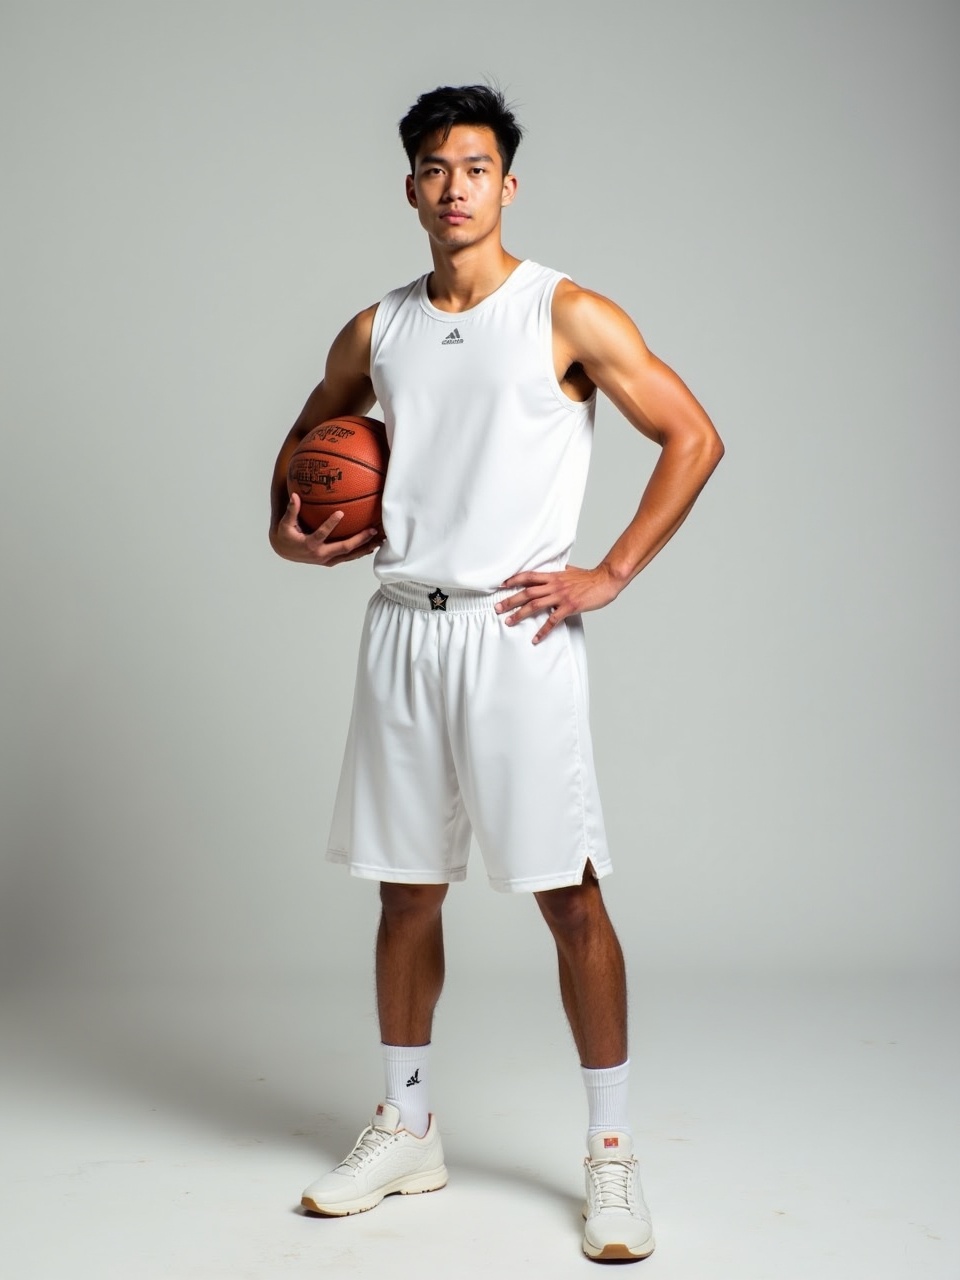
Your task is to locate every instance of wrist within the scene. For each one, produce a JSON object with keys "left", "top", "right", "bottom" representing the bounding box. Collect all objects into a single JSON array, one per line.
[{"left": 597, "top": 559, "right": 631, "bottom": 592}]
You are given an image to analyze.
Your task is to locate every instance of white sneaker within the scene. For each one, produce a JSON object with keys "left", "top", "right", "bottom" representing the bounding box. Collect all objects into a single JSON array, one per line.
[
  {"left": 300, "top": 1102, "right": 447, "bottom": 1216},
  {"left": 582, "top": 1131, "right": 655, "bottom": 1261}
]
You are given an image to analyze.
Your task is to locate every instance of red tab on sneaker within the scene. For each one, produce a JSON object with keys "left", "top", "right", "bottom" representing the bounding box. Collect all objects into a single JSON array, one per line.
[
  {"left": 376, "top": 1105, "right": 384, "bottom": 1116},
  {"left": 603, "top": 1136, "right": 620, "bottom": 1149}
]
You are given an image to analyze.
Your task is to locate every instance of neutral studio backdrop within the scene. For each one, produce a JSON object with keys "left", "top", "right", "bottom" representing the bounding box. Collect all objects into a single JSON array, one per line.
[{"left": 1, "top": 0, "right": 957, "bottom": 992}]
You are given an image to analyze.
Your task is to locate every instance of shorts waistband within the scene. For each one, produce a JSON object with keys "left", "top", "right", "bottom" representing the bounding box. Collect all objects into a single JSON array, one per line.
[{"left": 378, "top": 581, "right": 514, "bottom": 614}]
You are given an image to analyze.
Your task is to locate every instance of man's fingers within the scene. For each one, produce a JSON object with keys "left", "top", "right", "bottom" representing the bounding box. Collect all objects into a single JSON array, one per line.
[
  {"left": 496, "top": 571, "right": 561, "bottom": 619},
  {"left": 495, "top": 584, "right": 548, "bottom": 616},
  {"left": 272, "top": 494, "right": 383, "bottom": 567},
  {"left": 311, "top": 523, "right": 381, "bottom": 555},
  {"left": 498, "top": 583, "right": 554, "bottom": 614},
  {"left": 532, "top": 607, "right": 567, "bottom": 645},
  {"left": 501, "top": 572, "right": 542, "bottom": 591},
  {"left": 306, "top": 510, "right": 345, "bottom": 543},
  {"left": 326, "top": 540, "right": 381, "bottom": 566},
  {"left": 280, "top": 491, "right": 302, "bottom": 528},
  {"left": 495, "top": 591, "right": 524, "bottom": 616},
  {"left": 305, "top": 524, "right": 382, "bottom": 567}
]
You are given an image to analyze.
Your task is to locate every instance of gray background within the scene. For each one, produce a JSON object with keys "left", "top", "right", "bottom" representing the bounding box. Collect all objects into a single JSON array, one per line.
[{"left": 2, "top": 0, "right": 957, "bottom": 990}]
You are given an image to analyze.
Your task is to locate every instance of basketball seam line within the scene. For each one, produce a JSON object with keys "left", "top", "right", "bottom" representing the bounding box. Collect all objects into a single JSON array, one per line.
[
  {"left": 292, "top": 451, "right": 386, "bottom": 475},
  {"left": 298, "top": 493, "right": 381, "bottom": 506}
]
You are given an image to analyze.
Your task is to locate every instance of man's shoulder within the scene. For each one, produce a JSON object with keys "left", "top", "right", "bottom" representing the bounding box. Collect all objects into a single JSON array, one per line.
[
  {"left": 550, "top": 280, "right": 645, "bottom": 368},
  {"left": 552, "top": 276, "right": 611, "bottom": 307},
  {"left": 551, "top": 278, "right": 621, "bottom": 332},
  {"left": 337, "top": 303, "right": 378, "bottom": 344}
]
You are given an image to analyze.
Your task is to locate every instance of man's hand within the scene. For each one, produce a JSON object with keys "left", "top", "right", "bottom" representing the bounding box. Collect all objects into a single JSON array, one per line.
[
  {"left": 495, "top": 564, "right": 623, "bottom": 644},
  {"left": 270, "top": 492, "right": 382, "bottom": 566}
]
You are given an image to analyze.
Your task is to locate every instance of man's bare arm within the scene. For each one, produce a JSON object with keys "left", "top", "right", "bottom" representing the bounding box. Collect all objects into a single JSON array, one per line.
[
  {"left": 269, "top": 305, "right": 380, "bottom": 566},
  {"left": 498, "top": 283, "right": 724, "bottom": 642}
]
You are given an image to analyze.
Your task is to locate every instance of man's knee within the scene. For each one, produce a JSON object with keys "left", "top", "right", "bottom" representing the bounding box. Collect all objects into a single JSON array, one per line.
[
  {"left": 380, "top": 880, "right": 448, "bottom": 922},
  {"left": 535, "top": 875, "right": 604, "bottom": 938}
]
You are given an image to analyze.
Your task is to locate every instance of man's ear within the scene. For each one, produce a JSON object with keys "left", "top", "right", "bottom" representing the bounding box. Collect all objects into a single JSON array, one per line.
[
  {"left": 501, "top": 174, "right": 518, "bottom": 207},
  {"left": 405, "top": 174, "right": 418, "bottom": 208}
]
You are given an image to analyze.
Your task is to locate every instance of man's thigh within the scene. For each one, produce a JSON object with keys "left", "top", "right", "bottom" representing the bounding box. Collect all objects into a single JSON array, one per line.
[
  {"left": 441, "top": 608, "right": 612, "bottom": 893},
  {"left": 326, "top": 590, "right": 472, "bottom": 883}
]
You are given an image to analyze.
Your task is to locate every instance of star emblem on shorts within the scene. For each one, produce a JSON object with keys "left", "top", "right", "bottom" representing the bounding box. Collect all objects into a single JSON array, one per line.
[{"left": 428, "top": 588, "right": 449, "bottom": 611}]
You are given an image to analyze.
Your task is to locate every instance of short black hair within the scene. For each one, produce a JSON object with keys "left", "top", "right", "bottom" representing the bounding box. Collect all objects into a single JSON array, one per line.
[{"left": 399, "top": 84, "right": 523, "bottom": 176}]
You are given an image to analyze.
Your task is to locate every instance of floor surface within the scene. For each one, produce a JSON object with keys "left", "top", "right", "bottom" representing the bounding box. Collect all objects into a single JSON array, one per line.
[{"left": 1, "top": 971, "right": 957, "bottom": 1279}]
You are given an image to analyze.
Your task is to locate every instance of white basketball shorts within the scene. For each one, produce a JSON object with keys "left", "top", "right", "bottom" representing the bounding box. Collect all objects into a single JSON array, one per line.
[{"left": 326, "top": 581, "right": 613, "bottom": 893}]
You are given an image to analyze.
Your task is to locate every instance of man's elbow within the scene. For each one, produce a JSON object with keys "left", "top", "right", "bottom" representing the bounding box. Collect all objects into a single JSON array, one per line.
[
  {"left": 706, "top": 431, "right": 725, "bottom": 468},
  {"left": 688, "top": 425, "right": 725, "bottom": 475},
  {"left": 663, "top": 420, "right": 725, "bottom": 475}
]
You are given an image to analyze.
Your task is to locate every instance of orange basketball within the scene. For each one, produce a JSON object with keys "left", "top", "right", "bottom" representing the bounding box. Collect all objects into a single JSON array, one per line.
[{"left": 287, "top": 415, "right": 389, "bottom": 540}]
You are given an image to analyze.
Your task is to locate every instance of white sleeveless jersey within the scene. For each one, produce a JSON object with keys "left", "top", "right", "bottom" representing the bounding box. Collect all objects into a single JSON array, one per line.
[{"left": 370, "top": 259, "right": 597, "bottom": 592}]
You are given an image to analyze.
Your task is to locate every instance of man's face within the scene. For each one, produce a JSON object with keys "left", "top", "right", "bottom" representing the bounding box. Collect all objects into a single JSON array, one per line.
[{"left": 405, "top": 124, "right": 517, "bottom": 250}]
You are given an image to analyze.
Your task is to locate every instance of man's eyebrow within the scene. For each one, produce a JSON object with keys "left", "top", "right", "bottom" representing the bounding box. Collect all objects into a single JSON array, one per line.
[{"left": 418, "top": 153, "right": 496, "bottom": 166}]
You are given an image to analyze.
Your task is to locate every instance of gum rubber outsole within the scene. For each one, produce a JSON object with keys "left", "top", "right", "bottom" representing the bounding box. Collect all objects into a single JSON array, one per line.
[
  {"left": 301, "top": 1170, "right": 448, "bottom": 1217},
  {"left": 583, "top": 1239, "right": 656, "bottom": 1261}
]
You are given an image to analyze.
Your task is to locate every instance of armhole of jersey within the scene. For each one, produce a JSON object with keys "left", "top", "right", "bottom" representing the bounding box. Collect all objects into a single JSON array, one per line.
[
  {"left": 540, "top": 272, "right": 598, "bottom": 413},
  {"left": 371, "top": 278, "right": 421, "bottom": 369},
  {"left": 369, "top": 296, "right": 388, "bottom": 367},
  {"left": 370, "top": 278, "right": 421, "bottom": 413},
  {"left": 368, "top": 299, "right": 385, "bottom": 408}
]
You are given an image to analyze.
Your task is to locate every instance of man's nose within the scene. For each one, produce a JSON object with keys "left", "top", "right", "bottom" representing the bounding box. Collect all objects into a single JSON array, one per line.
[{"left": 442, "top": 171, "right": 466, "bottom": 201}]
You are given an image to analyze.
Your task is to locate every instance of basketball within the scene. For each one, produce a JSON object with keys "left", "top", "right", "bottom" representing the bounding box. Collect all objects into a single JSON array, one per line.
[{"left": 287, "top": 415, "right": 389, "bottom": 540}]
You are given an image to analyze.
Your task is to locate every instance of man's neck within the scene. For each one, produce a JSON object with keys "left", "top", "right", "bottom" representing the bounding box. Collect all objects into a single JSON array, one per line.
[{"left": 425, "top": 244, "right": 523, "bottom": 314}]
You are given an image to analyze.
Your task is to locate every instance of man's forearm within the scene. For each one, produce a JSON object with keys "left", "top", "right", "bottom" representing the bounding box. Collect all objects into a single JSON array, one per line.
[{"left": 600, "top": 433, "right": 724, "bottom": 587}]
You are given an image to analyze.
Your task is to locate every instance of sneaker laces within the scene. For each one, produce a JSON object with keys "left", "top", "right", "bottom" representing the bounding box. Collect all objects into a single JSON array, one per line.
[
  {"left": 587, "top": 1156, "right": 638, "bottom": 1212},
  {"left": 336, "top": 1124, "right": 397, "bottom": 1172}
]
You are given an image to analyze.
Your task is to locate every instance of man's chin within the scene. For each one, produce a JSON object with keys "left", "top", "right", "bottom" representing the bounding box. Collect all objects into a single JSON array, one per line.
[
  {"left": 431, "top": 229, "right": 475, "bottom": 250},
  {"left": 430, "top": 221, "right": 494, "bottom": 250}
]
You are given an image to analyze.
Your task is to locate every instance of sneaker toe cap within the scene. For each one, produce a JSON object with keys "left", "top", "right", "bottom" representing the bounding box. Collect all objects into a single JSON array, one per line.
[
  {"left": 301, "top": 1171, "right": 354, "bottom": 1205},
  {"left": 584, "top": 1210, "right": 654, "bottom": 1254}
]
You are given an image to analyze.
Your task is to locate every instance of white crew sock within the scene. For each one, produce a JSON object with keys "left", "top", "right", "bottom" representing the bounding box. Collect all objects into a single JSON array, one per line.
[
  {"left": 382, "top": 1042, "right": 431, "bottom": 1137},
  {"left": 582, "top": 1058, "right": 632, "bottom": 1144}
]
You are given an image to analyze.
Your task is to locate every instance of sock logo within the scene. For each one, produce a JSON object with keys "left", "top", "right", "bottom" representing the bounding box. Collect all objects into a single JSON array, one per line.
[
  {"left": 603, "top": 1136, "right": 620, "bottom": 1149},
  {"left": 406, "top": 1068, "right": 421, "bottom": 1087}
]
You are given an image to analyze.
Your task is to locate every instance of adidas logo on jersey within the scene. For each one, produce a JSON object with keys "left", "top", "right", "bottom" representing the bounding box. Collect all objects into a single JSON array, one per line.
[{"left": 441, "top": 328, "right": 464, "bottom": 345}]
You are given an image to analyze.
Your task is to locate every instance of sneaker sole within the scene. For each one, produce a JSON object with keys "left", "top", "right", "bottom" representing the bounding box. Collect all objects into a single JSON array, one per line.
[
  {"left": 583, "top": 1239, "right": 656, "bottom": 1261},
  {"left": 582, "top": 1208, "right": 655, "bottom": 1261},
  {"left": 301, "top": 1166, "right": 448, "bottom": 1217}
]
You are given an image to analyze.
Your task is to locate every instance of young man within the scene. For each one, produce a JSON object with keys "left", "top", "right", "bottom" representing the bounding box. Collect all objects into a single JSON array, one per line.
[{"left": 269, "top": 85, "right": 723, "bottom": 1262}]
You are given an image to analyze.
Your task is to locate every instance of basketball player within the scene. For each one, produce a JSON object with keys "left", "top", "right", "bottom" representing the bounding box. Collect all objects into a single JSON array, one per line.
[{"left": 269, "top": 85, "right": 723, "bottom": 1262}]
